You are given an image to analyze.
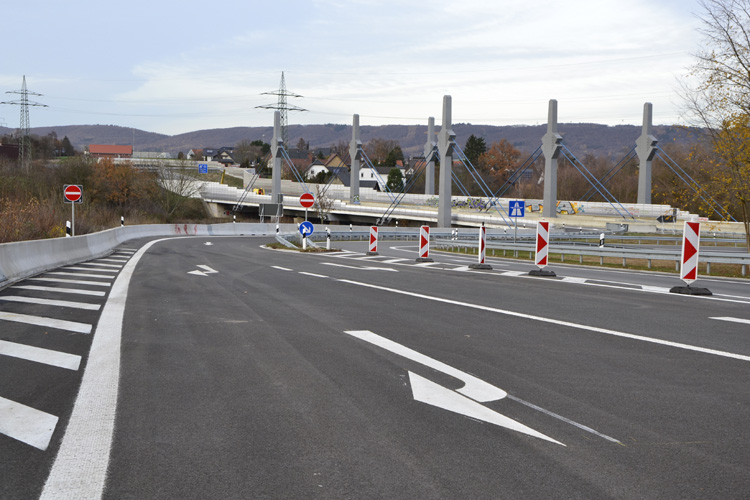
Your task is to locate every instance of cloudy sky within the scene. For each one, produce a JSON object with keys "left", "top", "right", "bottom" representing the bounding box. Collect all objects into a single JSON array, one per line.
[{"left": 0, "top": 0, "right": 706, "bottom": 136}]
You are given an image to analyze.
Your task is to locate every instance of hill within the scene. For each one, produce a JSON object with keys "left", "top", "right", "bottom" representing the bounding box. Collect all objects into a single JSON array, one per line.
[{"left": 0, "top": 122, "right": 707, "bottom": 160}]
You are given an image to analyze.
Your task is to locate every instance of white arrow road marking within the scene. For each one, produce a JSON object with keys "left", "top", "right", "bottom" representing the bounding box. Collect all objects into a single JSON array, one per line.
[
  {"left": 0, "top": 396, "right": 59, "bottom": 450},
  {"left": 344, "top": 330, "right": 506, "bottom": 402},
  {"left": 188, "top": 265, "right": 218, "bottom": 276},
  {"left": 711, "top": 317, "right": 750, "bottom": 325},
  {"left": 409, "top": 372, "right": 564, "bottom": 446},
  {"left": 322, "top": 263, "right": 399, "bottom": 272},
  {"left": 204, "top": 242, "right": 214, "bottom": 246}
]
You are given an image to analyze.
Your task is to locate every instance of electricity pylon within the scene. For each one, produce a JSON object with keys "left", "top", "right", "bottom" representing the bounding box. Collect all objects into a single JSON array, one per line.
[
  {"left": 1, "top": 75, "right": 47, "bottom": 170},
  {"left": 256, "top": 72, "right": 307, "bottom": 147}
]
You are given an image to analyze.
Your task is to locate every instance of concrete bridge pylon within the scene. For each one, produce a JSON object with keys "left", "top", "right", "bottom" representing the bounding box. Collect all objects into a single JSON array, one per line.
[{"left": 437, "top": 95, "right": 456, "bottom": 228}]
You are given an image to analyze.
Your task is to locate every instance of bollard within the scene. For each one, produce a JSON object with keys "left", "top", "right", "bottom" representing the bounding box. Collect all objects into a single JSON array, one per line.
[
  {"left": 233, "top": 215, "right": 236, "bottom": 224},
  {"left": 276, "top": 224, "right": 279, "bottom": 235},
  {"left": 120, "top": 215, "right": 124, "bottom": 227},
  {"left": 599, "top": 232, "right": 605, "bottom": 248},
  {"left": 302, "top": 233, "right": 307, "bottom": 251},
  {"left": 326, "top": 227, "right": 331, "bottom": 250},
  {"left": 66, "top": 221, "right": 71, "bottom": 237}
]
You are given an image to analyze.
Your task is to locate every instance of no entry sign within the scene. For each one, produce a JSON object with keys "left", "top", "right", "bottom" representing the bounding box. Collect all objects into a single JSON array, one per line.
[
  {"left": 64, "top": 184, "right": 83, "bottom": 203},
  {"left": 300, "top": 192, "right": 315, "bottom": 209}
]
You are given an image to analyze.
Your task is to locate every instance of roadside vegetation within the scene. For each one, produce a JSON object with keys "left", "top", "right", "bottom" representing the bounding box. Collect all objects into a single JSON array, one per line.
[{"left": 0, "top": 157, "right": 207, "bottom": 243}]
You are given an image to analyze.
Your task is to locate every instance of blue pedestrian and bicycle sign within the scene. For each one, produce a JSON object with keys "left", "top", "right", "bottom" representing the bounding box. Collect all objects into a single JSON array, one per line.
[
  {"left": 198, "top": 163, "right": 208, "bottom": 174},
  {"left": 299, "top": 221, "right": 314, "bottom": 236},
  {"left": 509, "top": 200, "right": 525, "bottom": 217}
]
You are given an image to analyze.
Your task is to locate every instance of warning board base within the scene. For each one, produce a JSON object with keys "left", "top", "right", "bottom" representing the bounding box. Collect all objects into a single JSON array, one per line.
[
  {"left": 528, "top": 269, "right": 557, "bottom": 278},
  {"left": 469, "top": 263, "right": 493, "bottom": 270},
  {"left": 669, "top": 285, "right": 712, "bottom": 296}
]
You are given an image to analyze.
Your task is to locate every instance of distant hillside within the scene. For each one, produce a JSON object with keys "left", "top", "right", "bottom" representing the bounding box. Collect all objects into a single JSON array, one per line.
[{"left": 0, "top": 122, "right": 708, "bottom": 160}]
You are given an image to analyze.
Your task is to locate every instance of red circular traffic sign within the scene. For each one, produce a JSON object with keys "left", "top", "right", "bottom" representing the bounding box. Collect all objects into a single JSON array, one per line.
[
  {"left": 64, "top": 184, "right": 82, "bottom": 202},
  {"left": 300, "top": 192, "right": 315, "bottom": 209}
]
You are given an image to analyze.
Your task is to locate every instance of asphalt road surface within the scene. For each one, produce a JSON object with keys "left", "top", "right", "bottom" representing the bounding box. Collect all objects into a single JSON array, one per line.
[{"left": 2, "top": 235, "right": 750, "bottom": 499}]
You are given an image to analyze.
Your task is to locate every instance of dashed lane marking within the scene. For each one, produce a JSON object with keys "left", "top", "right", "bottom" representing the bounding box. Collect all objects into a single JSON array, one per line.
[
  {"left": 0, "top": 311, "right": 92, "bottom": 334},
  {"left": 0, "top": 296, "right": 101, "bottom": 311},
  {"left": 299, "top": 272, "right": 328, "bottom": 278},
  {"left": 0, "top": 396, "right": 59, "bottom": 451},
  {"left": 0, "top": 340, "right": 81, "bottom": 370},
  {"left": 711, "top": 317, "right": 750, "bottom": 325}
]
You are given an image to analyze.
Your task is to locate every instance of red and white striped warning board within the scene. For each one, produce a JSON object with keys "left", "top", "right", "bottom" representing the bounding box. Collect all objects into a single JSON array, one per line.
[
  {"left": 478, "top": 224, "right": 486, "bottom": 264},
  {"left": 368, "top": 226, "right": 379, "bottom": 254},
  {"left": 419, "top": 226, "right": 430, "bottom": 259},
  {"left": 680, "top": 221, "right": 701, "bottom": 284},
  {"left": 535, "top": 221, "right": 550, "bottom": 269}
]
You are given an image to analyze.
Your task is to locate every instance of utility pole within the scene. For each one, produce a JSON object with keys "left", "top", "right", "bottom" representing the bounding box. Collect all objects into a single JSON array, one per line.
[
  {"left": 256, "top": 72, "right": 307, "bottom": 147},
  {"left": 1, "top": 75, "right": 47, "bottom": 171}
]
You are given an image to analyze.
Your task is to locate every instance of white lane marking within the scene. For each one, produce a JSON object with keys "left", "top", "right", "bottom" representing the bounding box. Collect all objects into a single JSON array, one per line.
[
  {"left": 187, "top": 270, "right": 207, "bottom": 276},
  {"left": 381, "top": 258, "right": 409, "bottom": 264},
  {"left": 711, "top": 317, "right": 750, "bottom": 325},
  {"left": 344, "top": 330, "right": 506, "bottom": 402},
  {"left": 47, "top": 272, "right": 114, "bottom": 280},
  {"left": 272, "top": 266, "right": 293, "bottom": 271},
  {"left": 413, "top": 262, "right": 439, "bottom": 267},
  {"left": 13, "top": 285, "right": 106, "bottom": 297},
  {"left": 0, "top": 312, "right": 92, "bottom": 334},
  {"left": 41, "top": 237, "right": 162, "bottom": 499},
  {"left": 562, "top": 277, "right": 588, "bottom": 284},
  {"left": 30, "top": 277, "right": 111, "bottom": 287},
  {"left": 322, "top": 263, "right": 398, "bottom": 272},
  {"left": 409, "top": 372, "right": 564, "bottom": 446},
  {"left": 76, "top": 262, "right": 122, "bottom": 269},
  {"left": 0, "top": 296, "right": 100, "bottom": 311},
  {"left": 299, "top": 272, "right": 328, "bottom": 278},
  {"left": 0, "top": 396, "right": 59, "bottom": 450},
  {"left": 98, "top": 258, "right": 129, "bottom": 263},
  {"left": 338, "top": 280, "right": 750, "bottom": 363},
  {"left": 641, "top": 285, "right": 671, "bottom": 293},
  {"left": 500, "top": 271, "right": 527, "bottom": 277},
  {"left": 196, "top": 265, "right": 218, "bottom": 274},
  {"left": 507, "top": 395, "right": 622, "bottom": 445},
  {"left": 63, "top": 267, "right": 118, "bottom": 274},
  {"left": 0, "top": 340, "right": 81, "bottom": 371}
]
